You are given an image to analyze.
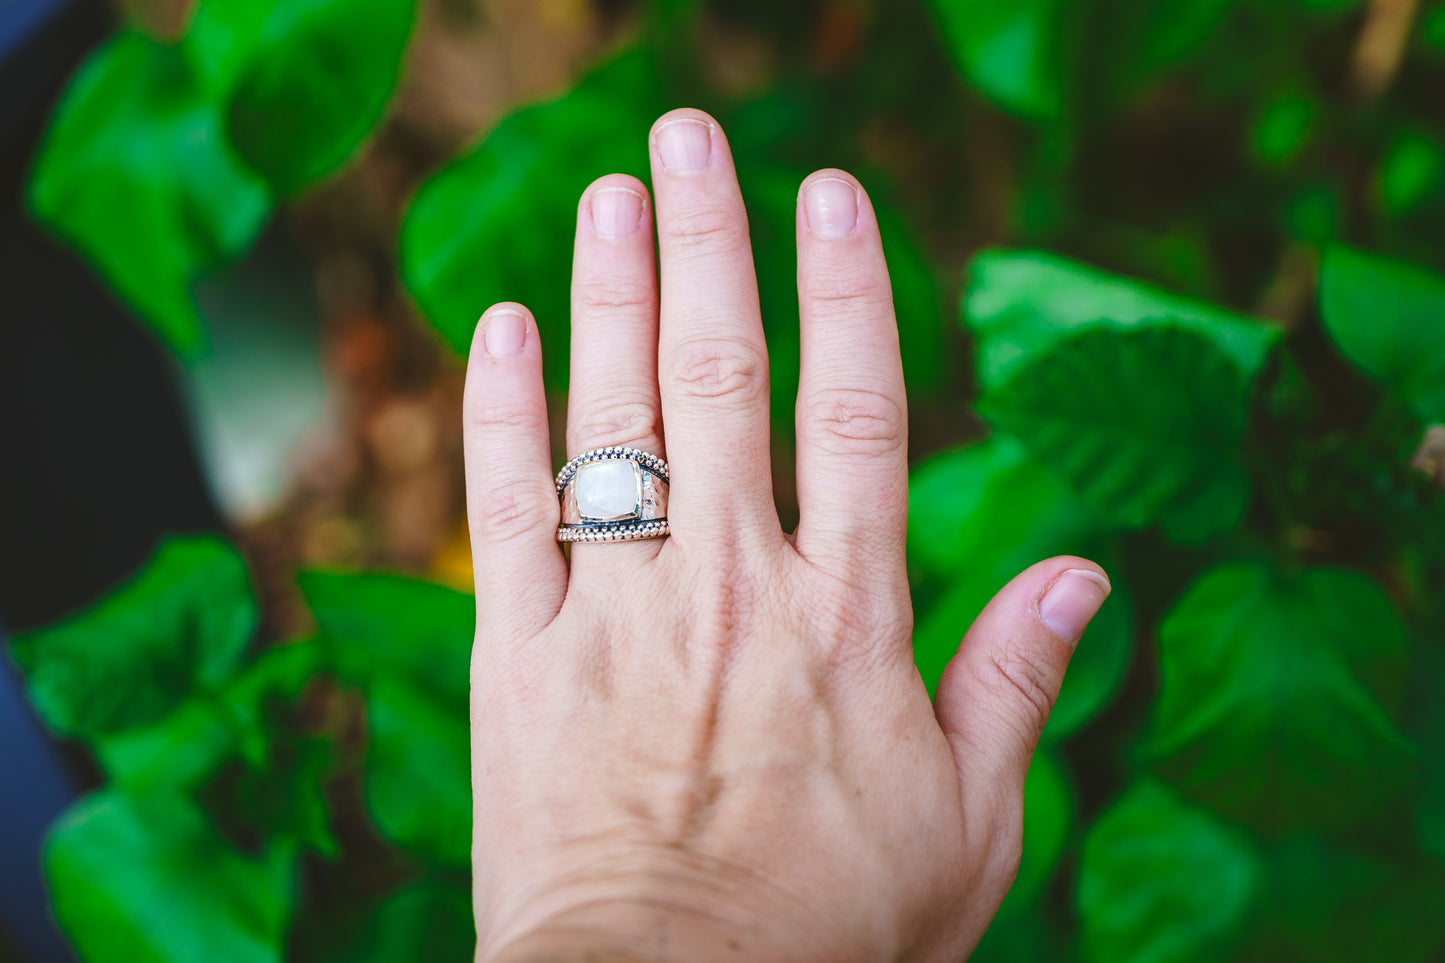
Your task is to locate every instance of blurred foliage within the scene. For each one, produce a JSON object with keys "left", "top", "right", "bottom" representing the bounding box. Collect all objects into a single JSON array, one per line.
[
  {"left": 12, "top": 0, "right": 1445, "bottom": 959},
  {"left": 27, "top": 0, "right": 417, "bottom": 355}
]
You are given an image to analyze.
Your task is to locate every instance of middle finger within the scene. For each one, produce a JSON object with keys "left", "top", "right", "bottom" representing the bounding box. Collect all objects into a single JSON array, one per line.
[{"left": 650, "top": 109, "right": 780, "bottom": 547}]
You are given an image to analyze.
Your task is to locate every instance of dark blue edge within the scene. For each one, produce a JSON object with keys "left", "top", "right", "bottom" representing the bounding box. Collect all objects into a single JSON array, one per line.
[{"left": 0, "top": 622, "right": 81, "bottom": 963}]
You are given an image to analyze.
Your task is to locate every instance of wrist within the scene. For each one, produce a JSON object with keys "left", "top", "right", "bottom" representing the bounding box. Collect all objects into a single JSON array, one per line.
[
  {"left": 475, "top": 843, "right": 878, "bottom": 963},
  {"left": 481, "top": 902, "right": 738, "bottom": 963}
]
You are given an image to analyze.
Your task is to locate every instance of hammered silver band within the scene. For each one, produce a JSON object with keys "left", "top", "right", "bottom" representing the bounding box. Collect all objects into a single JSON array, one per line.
[{"left": 555, "top": 446, "right": 670, "bottom": 543}]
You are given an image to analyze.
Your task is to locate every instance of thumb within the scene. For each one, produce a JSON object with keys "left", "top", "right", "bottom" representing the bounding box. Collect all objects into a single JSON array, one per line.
[{"left": 934, "top": 557, "right": 1110, "bottom": 802}]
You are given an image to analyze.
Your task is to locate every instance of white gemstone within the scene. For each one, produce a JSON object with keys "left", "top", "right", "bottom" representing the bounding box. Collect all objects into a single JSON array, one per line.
[{"left": 575, "top": 460, "right": 642, "bottom": 521}]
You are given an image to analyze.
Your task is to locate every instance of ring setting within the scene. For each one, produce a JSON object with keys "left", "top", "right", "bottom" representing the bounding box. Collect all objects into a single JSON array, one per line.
[{"left": 556, "top": 446, "right": 669, "bottom": 542}]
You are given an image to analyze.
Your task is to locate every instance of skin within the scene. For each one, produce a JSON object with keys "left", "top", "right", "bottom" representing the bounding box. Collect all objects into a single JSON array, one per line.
[{"left": 462, "top": 109, "right": 1110, "bottom": 963}]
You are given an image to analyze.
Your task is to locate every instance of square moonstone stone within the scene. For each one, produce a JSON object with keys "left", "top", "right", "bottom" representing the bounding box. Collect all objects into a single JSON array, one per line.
[{"left": 575, "top": 459, "right": 643, "bottom": 522}]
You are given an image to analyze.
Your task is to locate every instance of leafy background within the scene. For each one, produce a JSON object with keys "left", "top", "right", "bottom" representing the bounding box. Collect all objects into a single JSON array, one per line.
[{"left": 7, "top": 0, "right": 1445, "bottom": 959}]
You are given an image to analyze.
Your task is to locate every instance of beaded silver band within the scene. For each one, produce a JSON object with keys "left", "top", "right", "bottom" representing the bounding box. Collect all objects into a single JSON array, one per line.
[
  {"left": 555, "top": 446, "right": 670, "bottom": 543},
  {"left": 555, "top": 446, "right": 669, "bottom": 488},
  {"left": 556, "top": 518, "right": 670, "bottom": 543}
]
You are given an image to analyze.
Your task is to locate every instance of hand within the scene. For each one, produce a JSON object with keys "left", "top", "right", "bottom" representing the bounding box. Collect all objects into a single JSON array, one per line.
[{"left": 461, "top": 108, "right": 1109, "bottom": 962}]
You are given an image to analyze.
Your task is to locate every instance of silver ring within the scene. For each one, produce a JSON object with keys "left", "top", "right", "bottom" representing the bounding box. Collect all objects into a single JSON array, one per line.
[{"left": 555, "top": 446, "right": 669, "bottom": 542}]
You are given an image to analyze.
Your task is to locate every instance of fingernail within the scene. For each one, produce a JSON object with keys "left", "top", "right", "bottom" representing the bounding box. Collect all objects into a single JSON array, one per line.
[
  {"left": 803, "top": 177, "right": 859, "bottom": 238},
  {"left": 591, "top": 187, "right": 645, "bottom": 239},
  {"left": 655, "top": 118, "right": 712, "bottom": 174},
  {"left": 483, "top": 309, "right": 526, "bottom": 357},
  {"left": 1038, "top": 569, "right": 1111, "bottom": 646}
]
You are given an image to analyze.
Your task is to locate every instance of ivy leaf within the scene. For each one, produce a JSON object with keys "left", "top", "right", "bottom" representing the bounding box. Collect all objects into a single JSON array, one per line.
[
  {"left": 27, "top": 34, "right": 270, "bottom": 356},
  {"left": 1319, "top": 246, "right": 1445, "bottom": 421},
  {"left": 45, "top": 791, "right": 295, "bottom": 963},
  {"left": 184, "top": 0, "right": 272, "bottom": 95},
  {"left": 1078, "top": 780, "right": 1258, "bottom": 963},
  {"left": 298, "top": 571, "right": 473, "bottom": 700},
  {"left": 400, "top": 50, "right": 669, "bottom": 382},
  {"left": 1147, "top": 563, "right": 1414, "bottom": 831},
  {"left": 226, "top": 731, "right": 339, "bottom": 859},
  {"left": 909, "top": 436, "right": 1131, "bottom": 740},
  {"left": 364, "top": 677, "right": 471, "bottom": 866},
  {"left": 963, "top": 249, "right": 1278, "bottom": 391},
  {"left": 223, "top": 0, "right": 417, "bottom": 195},
  {"left": 9, "top": 536, "right": 257, "bottom": 741},
  {"left": 298, "top": 572, "right": 473, "bottom": 863},
  {"left": 94, "top": 641, "right": 323, "bottom": 793},
  {"left": 979, "top": 325, "right": 1254, "bottom": 537}
]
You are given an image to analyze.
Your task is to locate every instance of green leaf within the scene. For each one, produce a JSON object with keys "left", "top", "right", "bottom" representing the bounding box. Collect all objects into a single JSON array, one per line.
[
  {"left": 1147, "top": 562, "right": 1414, "bottom": 831},
  {"left": 400, "top": 50, "right": 669, "bottom": 377},
  {"left": 963, "top": 249, "right": 1278, "bottom": 391},
  {"left": 297, "top": 572, "right": 472, "bottom": 862},
  {"left": 230, "top": 731, "right": 339, "bottom": 858},
  {"left": 184, "top": 0, "right": 272, "bottom": 95},
  {"left": 298, "top": 571, "right": 473, "bottom": 700},
  {"left": 1078, "top": 780, "right": 1258, "bottom": 963},
  {"left": 908, "top": 435, "right": 1101, "bottom": 580},
  {"left": 9, "top": 536, "right": 257, "bottom": 740},
  {"left": 96, "top": 697, "right": 242, "bottom": 792},
  {"left": 928, "top": 0, "right": 1067, "bottom": 119},
  {"left": 1319, "top": 246, "right": 1445, "bottom": 421},
  {"left": 1238, "top": 840, "right": 1445, "bottom": 963},
  {"left": 979, "top": 325, "right": 1254, "bottom": 537},
  {"left": 909, "top": 437, "right": 1131, "bottom": 739},
  {"left": 27, "top": 34, "right": 270, "bottom": 356},
  {"left": 95, "top": 641, "right": 323, "bottom": 793},
  {"left": 45, "top": 791, "right": 295, "bottom": 963},
  {"left": 223, "top": 0, "right": 417, "bottom": 194},
  {"left": 364, "top": 677, "right": 471, "bottom": 866}
]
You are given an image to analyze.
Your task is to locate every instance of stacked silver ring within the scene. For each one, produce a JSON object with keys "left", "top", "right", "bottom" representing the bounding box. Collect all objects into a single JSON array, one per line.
[{"left": 555, "top": 446, "right": 670, "bottom": 543}]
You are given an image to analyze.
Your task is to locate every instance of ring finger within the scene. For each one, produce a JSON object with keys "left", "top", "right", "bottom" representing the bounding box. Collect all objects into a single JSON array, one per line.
[{"left": 564, "top": 173, "right": 665, "bottom": 560}]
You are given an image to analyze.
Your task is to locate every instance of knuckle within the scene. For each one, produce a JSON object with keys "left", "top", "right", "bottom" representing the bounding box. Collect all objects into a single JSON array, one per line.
[
  {"left": 465, "top": 396, "right": 547, "bottom": 435},
  {"left": 803, "top": 563, "right": 901, "bottom": 668},
  {"left": 972, "top": 646, "right": 1056, "bottom": 742},
  {"left": 574, "top": 275, "right": 655, "bottom": 319},
  {"left": 671, "top": 339, "right": 767, "bottom": 407},
  {"left": 662, "top": 204, "right": 748, "bottom": 252},
  {"left": 801, "top": 273, "right": 892, "bottom": 312},
  {"left": 470, "top": 481, "right": 556, "bottom": 541},
  {"left": 799, "top": 386, "right": 905, "bottom": 455},
  {"left": 573, "top": 399, "right": 661, "bottom": 449}
]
